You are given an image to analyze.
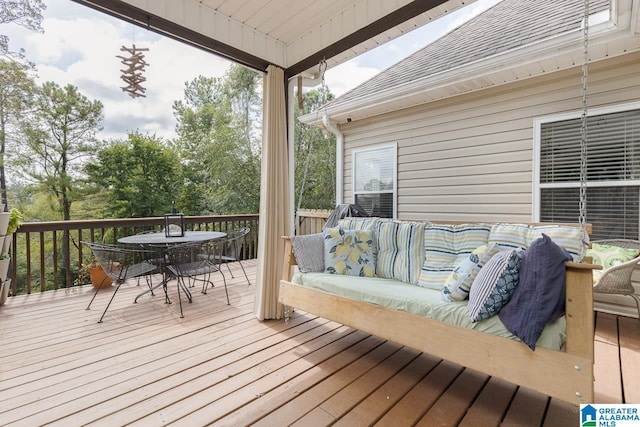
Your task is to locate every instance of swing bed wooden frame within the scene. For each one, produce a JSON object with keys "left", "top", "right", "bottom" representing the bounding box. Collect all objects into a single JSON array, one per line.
[{"left": 278, "top": 223, "right": 598, "bottom": 405}]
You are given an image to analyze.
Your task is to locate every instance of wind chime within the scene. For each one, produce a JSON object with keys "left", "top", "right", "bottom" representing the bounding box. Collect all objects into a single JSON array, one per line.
[{"left": 117, "top": 44, "right": 149, "bottom": 98}]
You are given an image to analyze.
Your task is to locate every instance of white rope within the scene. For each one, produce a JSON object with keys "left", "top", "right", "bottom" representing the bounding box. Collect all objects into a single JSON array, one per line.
[{"left": 579, "top": 0, "right": 590, "bottom": 259}]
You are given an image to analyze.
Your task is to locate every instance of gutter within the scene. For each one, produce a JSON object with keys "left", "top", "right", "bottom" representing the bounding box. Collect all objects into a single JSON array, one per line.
[{"left": 299, "top": 7, "right": 624, "bottom": 127}]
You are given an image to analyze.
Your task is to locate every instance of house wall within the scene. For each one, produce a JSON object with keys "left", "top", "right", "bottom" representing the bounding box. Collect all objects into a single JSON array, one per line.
[
  {"left": 341, "top": 51, "right": 640, "bottom": 222},
  {"left": 339, "top": 51, "right": 640, "bottom": 316}
]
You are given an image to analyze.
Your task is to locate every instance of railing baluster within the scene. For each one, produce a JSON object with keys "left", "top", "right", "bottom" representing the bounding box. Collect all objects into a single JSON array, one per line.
[
  {"left": 9, "top": 215, "right": 259, "bottom": 296},
  {"left": 39, "top": 231, "right": 46, "bottom": 292},
  {"left": 25, "top": 232, "right": 32, "bottom": 294},
  {"left": 53, "top": 230, "right": 59, "bottom": 290}
]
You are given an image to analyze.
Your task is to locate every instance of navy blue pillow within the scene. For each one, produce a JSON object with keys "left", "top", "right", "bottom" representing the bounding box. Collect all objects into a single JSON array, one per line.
[{"left": 498, "top": 234, "right": 572, "bottom": 350}]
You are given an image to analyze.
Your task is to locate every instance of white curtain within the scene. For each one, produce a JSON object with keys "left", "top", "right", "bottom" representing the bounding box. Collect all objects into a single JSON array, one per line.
[{"left": 254, "top": 65, "right": 291, "bottom": 320}]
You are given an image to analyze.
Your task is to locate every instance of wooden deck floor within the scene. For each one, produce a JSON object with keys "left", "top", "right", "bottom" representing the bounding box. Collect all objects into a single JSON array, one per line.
[{"left": 0, "top": 260, "right": 638, "bottom": 426}]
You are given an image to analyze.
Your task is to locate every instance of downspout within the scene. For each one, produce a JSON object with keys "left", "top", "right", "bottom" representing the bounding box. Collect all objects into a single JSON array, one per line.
[{"left": 322, "top": 115, "right": 344, "bottom": 205}]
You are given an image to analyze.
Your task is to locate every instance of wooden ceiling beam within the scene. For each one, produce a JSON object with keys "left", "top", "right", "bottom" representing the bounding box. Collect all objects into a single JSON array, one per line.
[
  {"left": 283, "top": 0, "right": 451, "bottom": 78},
  {"left": 72, "top": 0, "right": 452, "bottom": 78}
]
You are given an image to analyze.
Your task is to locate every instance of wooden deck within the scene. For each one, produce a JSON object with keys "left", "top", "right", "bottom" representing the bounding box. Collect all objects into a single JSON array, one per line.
[{"left": 0, "top": 259, "right": 638, "bottom": 426}]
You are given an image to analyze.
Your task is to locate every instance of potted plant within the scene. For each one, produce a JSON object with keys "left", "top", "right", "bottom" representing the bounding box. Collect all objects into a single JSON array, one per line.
[
  {"left": 0, "top": 254, "right": 10, "bottom": 281},
  {"left": 6, "top": 208, "right": 23, "bottom": 235},
  {"left": 2, "top": 208, "right": 22, "bottom": 255},
  {"left": 76, "top": 254, "right": 113, "bottom": 288},
  {"left": 0, "top": 278, "right": 9, "bottom": 305}
]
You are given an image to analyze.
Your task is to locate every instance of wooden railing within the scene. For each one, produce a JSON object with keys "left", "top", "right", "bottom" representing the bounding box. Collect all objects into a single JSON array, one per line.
[
  {"left": 296, "top": 209, "right": 332, "bottom": 235},
  {"left": 8, "top": 215, "right": 259, "bottom": 297}
]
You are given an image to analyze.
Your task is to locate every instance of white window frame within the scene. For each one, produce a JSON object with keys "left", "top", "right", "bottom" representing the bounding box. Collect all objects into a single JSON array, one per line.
[
  {"left": 533, "top": 100, "right": 640, "bottom": 228},
  {"left": 352, "top": 143, "right": 397, "bottom": 218}
]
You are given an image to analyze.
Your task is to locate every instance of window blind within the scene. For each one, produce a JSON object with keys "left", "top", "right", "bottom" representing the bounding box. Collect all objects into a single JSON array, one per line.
[
  {"left": 353, "top": 145, "right": 396, "bottom": 218},
  {"left": 540, "top": 110, "right": 640, "bottom": 183},
  {"left": 539, "top": 108, "right": 640, "bottom": 239}
]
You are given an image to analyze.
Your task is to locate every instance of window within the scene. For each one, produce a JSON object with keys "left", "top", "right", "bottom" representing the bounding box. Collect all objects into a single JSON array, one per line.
[
  {"left": 535, "top": 104, "right": 640, "bottom": 240},
  {"left": 352, "top": 144, "right": 397, "bottom": 218}
]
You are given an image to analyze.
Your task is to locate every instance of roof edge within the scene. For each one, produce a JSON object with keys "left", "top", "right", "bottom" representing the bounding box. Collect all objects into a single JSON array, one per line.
[{"left": 301, "top": 2, "right": 638, "bottom": 127}]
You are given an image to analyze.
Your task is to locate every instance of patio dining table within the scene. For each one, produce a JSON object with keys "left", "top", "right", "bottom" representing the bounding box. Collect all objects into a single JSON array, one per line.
[
  {"left": 118, "top": 230, "right": 226, "bottom": 246},
  {"left": 118, "top": 230, "right": 226, "bottom": 308}
]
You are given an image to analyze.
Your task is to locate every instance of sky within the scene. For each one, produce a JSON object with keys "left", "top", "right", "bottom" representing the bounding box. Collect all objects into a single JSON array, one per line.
[{"left": 3, "top": 0, "right": 502, "bottom": 141}]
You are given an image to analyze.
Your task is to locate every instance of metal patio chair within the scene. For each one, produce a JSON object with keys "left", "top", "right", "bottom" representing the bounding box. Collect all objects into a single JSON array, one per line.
[
  {"left": 218, "top": 227, "right": 251, "bottom": 285},
  {"left": 134, "top": 230, "right": 165, "bottom": 291},
  {"left": 165, "top": 239, "right": 229, "bottom": 316},
  {"left": 83, "top": 241, "right": 159, "bottom": 323},
  {"left": 592, "top": 239, "right": 640, "bottom": 324}
]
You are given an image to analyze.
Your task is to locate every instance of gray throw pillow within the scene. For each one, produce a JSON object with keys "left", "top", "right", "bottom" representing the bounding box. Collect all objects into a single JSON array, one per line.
[{"left": 291, "top": 233, "right": 324, "bottom": 273}]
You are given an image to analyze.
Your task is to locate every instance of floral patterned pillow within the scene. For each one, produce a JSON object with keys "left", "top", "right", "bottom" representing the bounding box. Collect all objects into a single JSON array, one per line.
[{"left": 323, "top": 228, "right": 376, "bottom": 277}]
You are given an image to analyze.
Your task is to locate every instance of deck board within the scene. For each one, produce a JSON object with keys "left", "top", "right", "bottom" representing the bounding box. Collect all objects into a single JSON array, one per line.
[
  {"left": 0, "top": 259, "right": 637, "bottom": 426},
  {"left": 619, "top": 316, "right": 640, "bottom": 403},
  {"left": 594, "top": 312, "right": 624, "bottom": 403}
]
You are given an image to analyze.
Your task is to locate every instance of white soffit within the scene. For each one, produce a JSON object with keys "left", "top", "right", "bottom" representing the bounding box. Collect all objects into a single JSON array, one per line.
[{"left": 103, "top": 0, "right": 476, "bottom": 76}]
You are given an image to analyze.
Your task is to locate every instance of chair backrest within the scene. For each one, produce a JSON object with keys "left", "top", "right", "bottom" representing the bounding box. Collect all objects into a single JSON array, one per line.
[
  {"left": 222, "top": 228, "right": 249, "bottom": 260},
  {"left": 165, "top": 240, "right": 222, "bottom": 276},
  {"left": 591, "top": 239, "right": 640, "bottom": 294},
  {"left": 82, "top": 241, "right": 156, "bottom": 282}
]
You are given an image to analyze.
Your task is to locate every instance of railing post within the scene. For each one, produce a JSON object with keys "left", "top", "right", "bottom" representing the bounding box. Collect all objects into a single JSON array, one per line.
[{"left": 10, "top": 215, "right": 260, "bottom": 297}]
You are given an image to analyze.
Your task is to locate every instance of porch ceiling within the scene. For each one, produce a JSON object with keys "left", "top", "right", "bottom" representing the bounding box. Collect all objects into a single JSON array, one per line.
[{"left": 71, "top": 0, "right": 477, "bottom": 78}]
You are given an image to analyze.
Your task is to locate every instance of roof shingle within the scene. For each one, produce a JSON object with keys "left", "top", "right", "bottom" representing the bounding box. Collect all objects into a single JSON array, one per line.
[{"left": 326, "top": 0, "right": 609, "bottom": 109}]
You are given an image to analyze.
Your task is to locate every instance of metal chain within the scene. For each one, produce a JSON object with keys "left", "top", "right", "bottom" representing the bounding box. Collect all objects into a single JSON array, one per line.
[
  {"left": 579, "top": 0, "right": 589, "bottom": 258},
  {"left": 319, "top": 58, "right": 328, "bottom": 101}
]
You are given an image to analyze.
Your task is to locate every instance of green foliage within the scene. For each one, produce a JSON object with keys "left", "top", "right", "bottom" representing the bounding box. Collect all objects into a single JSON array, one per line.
[
  {"left": 85, "top": 132, "right": 183, "bottom": 218},
  {"left": 0, "top": 0, "right": 46, "bottom": 64},
  {"left": 0, "top": 59, "right": 37, "bottom": 207},
  {"left": 172, "top": 66, "right": 261, "bottom": 214},
  {"left": 15, "top": 81, "right": 103, "bottom": 220},
  {"left": 294, "top": 87, "right": 336, "bottom": 210},
  {"left": 6, "top": 206, "right": 22, "bottom": 233}
]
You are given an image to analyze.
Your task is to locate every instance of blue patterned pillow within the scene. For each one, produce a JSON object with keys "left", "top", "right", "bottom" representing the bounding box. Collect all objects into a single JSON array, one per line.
[
  {"left": 468, "top": 249, "right": 523, "bottom": 322},
  {"left": 323, "top": 228, "right": 376, "bottom": 277},
  {"left": 441, "top": 243, "right": 501, "bottom": 302}
]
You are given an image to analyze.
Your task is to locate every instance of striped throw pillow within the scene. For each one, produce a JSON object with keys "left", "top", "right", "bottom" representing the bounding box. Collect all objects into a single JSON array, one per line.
[
  {"left": 375, "top": 220, "right": 425, "bottom": 284},
  {"left": 419, "top": 224, "right": 492, "bottom": 290},
  {"left": 337, "top": 217, "right": 379, "bottom": 231},
  {"left": 488, "top": 223, "right": 587, "bottom": 262}
]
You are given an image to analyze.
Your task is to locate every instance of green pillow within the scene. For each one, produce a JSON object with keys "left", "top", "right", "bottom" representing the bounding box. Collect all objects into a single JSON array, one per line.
[{"left": 587, "top": 243, "right": 640, "bottom": 269}]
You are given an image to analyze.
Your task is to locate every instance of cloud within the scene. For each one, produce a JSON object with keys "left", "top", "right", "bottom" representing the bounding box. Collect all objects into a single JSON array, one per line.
[
  {"left": 324, "top": 60, "right": 380, "bottom": 97},
  {"left": 19, "top": 2, "right": 232, "bottom": 141},
  {"left": 8, "top": 0, "right": 504, "bottom": 139},
  {"left": 323, "top": 0, "right": 504, "bottom": 97}
]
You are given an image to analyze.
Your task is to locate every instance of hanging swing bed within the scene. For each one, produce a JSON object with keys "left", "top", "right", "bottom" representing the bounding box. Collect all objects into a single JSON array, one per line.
[{"left": 278, "top": 1, "right": 601, "bottom": 406}]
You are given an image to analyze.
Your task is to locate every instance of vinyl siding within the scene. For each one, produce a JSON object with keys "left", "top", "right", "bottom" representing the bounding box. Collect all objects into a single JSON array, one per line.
[
  {"left": 339, "top": 51, "right": 640, "bottom": 317},
  {"left": 340, "top": 52, "right": 640, "bottom": 225}
]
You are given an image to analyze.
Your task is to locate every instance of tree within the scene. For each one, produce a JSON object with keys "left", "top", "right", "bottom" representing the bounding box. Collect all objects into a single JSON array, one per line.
[
  {"left": 294, "top": 87, "right": 336, "bottom": 210},
  {"left": 85, "top": 132, "right": 183, "bottom": 218},
  {"left": 0, "top": 0, "right": 46, "bottom": 64},
  {"left": 173, "top": 66, "right": 261, "bottom": 215},
  {"left": 16, "top": 82, "right": 103, "bottom": 220},
  {"left": 0, "top": 59, "right": 36, "bottom": 209}
]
